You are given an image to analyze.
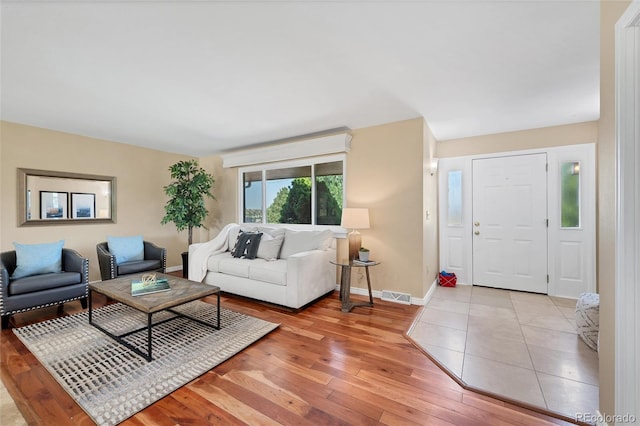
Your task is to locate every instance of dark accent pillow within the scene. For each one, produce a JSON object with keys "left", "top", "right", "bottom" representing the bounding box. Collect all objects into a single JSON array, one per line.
[{"left": 231, "top": 232, "right": 263, "bottom": 259}]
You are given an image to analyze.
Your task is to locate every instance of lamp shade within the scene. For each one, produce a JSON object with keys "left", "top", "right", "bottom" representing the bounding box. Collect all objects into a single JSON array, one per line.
[{"left": 341, "top": 208, "right": 370, "bottom": 229}]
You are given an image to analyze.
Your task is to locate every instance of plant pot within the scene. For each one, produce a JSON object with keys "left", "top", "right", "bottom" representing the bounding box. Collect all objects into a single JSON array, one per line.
[
  {"left": 358, "top": 251, "right": 370, "bottom": 262},
  {"left": 181, "top": 251, "right": 189, "bottom": 278}
]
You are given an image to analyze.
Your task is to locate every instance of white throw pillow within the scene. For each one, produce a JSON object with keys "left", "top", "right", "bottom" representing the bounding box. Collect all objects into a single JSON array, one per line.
[
  {"left": 279, "top": 229, "right": 333, "bottom": 258},
  {"left": 256, "top": 229, "right": 285, "bottom": 260}
]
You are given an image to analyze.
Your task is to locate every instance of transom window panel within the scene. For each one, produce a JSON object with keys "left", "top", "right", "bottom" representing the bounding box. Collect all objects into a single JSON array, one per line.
[{"left": 240, "top": 157, "right": 344, "bottom": 226}]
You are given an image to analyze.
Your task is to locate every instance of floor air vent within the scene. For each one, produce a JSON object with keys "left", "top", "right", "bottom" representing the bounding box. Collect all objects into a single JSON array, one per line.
[{"left": 381, "top": 290, "right": 411, "bottom": 305}]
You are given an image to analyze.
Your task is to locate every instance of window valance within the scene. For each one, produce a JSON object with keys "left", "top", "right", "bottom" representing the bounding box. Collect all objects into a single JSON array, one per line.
[{"left": 221, "top": 132, "right": 351, "bottom": 168}]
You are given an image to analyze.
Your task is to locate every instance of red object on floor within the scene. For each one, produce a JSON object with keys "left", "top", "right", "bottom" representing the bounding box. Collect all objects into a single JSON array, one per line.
[{"left": 438, "top": 272, "right": 457, "bottom": 287}]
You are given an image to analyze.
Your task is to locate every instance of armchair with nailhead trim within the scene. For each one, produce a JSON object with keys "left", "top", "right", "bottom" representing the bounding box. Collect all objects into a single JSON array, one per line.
[
  {"left": 96, "top": 241, "right": 166, "bottom": 281},
  {"left": 0, "top": 248, "right": 89, "bottom": 328}
]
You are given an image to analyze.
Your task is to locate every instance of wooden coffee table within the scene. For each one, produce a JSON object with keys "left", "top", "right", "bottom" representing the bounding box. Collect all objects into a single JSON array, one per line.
[{"left": 88, "top": 273, "right": 220, "bottom": 361}]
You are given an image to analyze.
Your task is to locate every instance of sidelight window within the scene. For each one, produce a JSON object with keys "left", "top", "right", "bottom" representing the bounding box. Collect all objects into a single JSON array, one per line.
[
  {"left": 447, "top": 170, "right": 463, "bottom": 226},
  {"left": 560, "top": 161, "right": 581, "bottom": 228}
]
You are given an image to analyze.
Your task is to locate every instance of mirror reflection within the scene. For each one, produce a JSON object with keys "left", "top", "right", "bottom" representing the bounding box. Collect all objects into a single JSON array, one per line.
[{"left": 19, "top": 169, "right": 116, "bottom": 226}]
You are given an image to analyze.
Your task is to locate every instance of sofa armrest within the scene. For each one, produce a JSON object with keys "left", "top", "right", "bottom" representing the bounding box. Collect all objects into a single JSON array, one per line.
[
  {"left": 188, "top": 242, "right": 205, "bottom": 258},
  {"left": 144, "top": 241, "right": 166, "bottom": 272},
  {"left": 0, "top": 251, "right": 16, "bottom": 276},
  {"left": 286, "top": 248, "right": 336, "bottom": 308},
  {"left": 62, "top": 249, "right": 89, "bottom": 284}
]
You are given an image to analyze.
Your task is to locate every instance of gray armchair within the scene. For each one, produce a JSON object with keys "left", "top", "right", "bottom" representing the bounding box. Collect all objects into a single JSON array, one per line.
[
  {"left": 96, "top": 241, "right": 166, "bottom": 281},
  {"left": 1, "top": 248, "right": 89, "bottom": 328}
]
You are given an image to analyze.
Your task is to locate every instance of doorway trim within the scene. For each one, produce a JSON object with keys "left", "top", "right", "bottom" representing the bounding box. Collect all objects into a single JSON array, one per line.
[
  {"left": 438, "top": 143, "right": 596, "bottom": 298},
  {"left": 615, "top": 0, "right": 640, "bottom": 420}
]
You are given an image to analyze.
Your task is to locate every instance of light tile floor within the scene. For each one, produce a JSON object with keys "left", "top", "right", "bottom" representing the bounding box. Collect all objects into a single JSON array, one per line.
[{"left": 409, "top": 284, "right": 599, "bottom": 423}]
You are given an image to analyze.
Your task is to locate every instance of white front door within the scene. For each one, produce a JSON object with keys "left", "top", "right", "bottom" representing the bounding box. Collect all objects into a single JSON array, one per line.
[{"left": 472, "top": 153, "right": 548, "bottom": 293}]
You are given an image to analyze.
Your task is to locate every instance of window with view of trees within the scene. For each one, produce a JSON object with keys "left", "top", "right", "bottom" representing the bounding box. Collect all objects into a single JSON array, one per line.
[{"left": 241, "top": 158, "right": 344, "bottom": 226}]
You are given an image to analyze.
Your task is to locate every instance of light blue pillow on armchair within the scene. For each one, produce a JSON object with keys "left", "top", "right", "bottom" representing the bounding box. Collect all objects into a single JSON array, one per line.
[
  {"left": 11, "top": 240, "right": 65, "bottom": 279},
  {"left": 107, "top": 235, "right": 144, "bottom": 264}
]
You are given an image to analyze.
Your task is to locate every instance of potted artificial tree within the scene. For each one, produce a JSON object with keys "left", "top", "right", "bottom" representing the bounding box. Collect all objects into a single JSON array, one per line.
[{"left": 161, "top": 160, "right": 215, "bottom": 278}]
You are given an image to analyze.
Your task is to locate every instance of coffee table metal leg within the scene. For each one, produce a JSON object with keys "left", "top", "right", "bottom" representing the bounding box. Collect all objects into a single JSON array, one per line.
[
  {"left": 147, "top": 313, "right": 153, "bottom": 361},
  {"left": 217, "top": 292, "right": 221, "bottom": 329},
  {"left": 88, "top": 290, "right": 221, "bottom": 362},
  {"left": 88, "top": 289, "right": 93, "bottom": 324}
]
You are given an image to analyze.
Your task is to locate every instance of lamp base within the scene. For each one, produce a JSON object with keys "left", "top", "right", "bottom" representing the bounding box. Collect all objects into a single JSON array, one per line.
[{"left": 348, "top": 230, "right": 361, "bottom": 261}]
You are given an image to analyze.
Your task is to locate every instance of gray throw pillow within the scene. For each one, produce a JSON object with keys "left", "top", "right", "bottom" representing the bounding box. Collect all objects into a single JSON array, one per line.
[{"left": 256, "top": 229, "right": 285, "bottom": 260}]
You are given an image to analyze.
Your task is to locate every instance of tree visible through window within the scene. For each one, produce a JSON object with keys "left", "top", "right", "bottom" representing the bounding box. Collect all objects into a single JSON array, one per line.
[{"left": 242, "top": 159, "right": 343, "bottom": 226}]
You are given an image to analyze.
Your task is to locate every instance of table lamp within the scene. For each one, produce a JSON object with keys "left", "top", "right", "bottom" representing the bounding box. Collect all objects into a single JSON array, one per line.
[{"left": 341, "top": 208, "right": 370, "bottom": 260}]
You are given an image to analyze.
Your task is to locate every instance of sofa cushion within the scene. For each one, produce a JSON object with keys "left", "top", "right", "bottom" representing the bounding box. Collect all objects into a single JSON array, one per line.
[
  {"left": 249, "top": 260, "right": 287, "bottom": 286},
  {"left": 257, "top": 229, "right": 285, "bottom": 261},
  {"left": 117, "top": 259, "right": 162, "bottom": 276},
  {"left": 9, "top": 271, "right": 81, "bottom": 295},
  {"left": 279, "top": 229, "right": 333, "bottom": 258},
  {"left": 11, "top": 240, "right": 64, "bottom": 279},
  {"left": 206, "top": 252, "right": 232, "bottom": 273},
  {"left": 107, "top": 235, "right": 144, "bottom": 264},
  {"left": 219, "top": 258, "right": 252, "bottom": 278}
]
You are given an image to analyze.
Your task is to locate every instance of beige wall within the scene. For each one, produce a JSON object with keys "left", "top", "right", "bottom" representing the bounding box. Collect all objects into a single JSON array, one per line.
[
  {"left": 436, "top": 121, "right": 598, "bottom": 158},
  {"left": 0, "top": 121, "right": 194, "bottom": 281},
  {"left": 598, "top": 0, "right": 631, "bottom": 417},
  {"left": 423, "top": 122, "right": 439, "bottom": 294},
  {"left": 346, "top": 118, "right": 427, "bottom": 297},
  {"left": 193, "top": 155, "right": 238, "bottom": 242}
]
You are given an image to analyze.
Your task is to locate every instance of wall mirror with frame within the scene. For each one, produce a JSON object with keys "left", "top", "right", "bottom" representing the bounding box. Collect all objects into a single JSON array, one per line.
[{"left": 18, "top": 168, "right": 116, "bottom": 226}]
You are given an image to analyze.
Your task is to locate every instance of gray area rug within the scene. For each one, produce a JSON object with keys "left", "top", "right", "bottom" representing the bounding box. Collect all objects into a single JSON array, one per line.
[{"left": 13, "top": 301, "right": 279, "bottom": 426}]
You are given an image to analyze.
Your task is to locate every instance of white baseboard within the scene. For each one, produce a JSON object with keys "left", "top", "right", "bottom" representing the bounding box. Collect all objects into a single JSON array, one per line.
[
  {"left": 166, "top": 265, "right": 182, "bottom": 273},
  {"left": 335, "top": 280, "right": 436, "bottom": 306},
  {"left": 423, "top": 279, "right": 438, "bottom": 305}
]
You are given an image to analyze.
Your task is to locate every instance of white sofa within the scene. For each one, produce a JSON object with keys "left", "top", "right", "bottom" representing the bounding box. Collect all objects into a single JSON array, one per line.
[{"left": 189, "top": 224, "right": 336, "bottom": 309}]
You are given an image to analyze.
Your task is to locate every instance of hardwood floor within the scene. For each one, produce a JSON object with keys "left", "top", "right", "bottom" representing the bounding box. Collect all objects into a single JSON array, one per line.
[{"left": 1, "top": 285, "right": 578, "bottom": 425}]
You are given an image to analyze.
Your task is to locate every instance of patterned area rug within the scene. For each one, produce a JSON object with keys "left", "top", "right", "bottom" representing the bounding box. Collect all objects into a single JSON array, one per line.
[{"left": 13, "top": 301, "right": 279, "bottom": 426}]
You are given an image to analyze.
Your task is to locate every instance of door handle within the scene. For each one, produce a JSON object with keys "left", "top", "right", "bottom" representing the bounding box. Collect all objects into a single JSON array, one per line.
[
  {"left": 474, "top": 222, "right": 480, "bottom": 227},
  {"left": 474, "top": 231, "right": 480, "bottom": 235}
]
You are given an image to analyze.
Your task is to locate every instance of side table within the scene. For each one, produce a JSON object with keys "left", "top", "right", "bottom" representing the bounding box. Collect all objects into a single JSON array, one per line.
[{"left": 330, "top": 259, "right": 380, "bottom": 312}]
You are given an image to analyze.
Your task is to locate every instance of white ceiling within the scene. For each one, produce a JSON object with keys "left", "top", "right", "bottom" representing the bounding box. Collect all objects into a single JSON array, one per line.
[{"left": 1, "top": 1, "right": 600, "bottom": 157}]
